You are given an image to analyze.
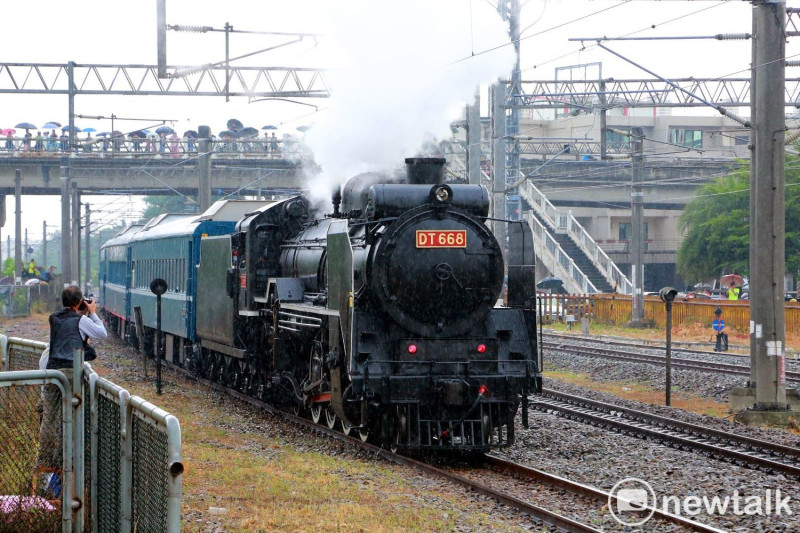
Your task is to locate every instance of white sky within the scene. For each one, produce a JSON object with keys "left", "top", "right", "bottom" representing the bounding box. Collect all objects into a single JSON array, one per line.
[{"left": 0, "top": 0, "right": 785, "bottom": 250}]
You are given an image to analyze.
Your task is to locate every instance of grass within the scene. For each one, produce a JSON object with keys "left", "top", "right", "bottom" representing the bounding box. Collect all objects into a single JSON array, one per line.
[{"left": 544, "top": 368, "right": 732, "bottom": 419}]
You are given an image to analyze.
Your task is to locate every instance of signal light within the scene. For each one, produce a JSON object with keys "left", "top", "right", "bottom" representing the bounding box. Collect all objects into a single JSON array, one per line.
[
  {"left": 408, "top": 344, "right": 417, "bottom": 354},
  {"left": 478, "top": 384, "right": 490, "bottom": 397},
  {"left": 476, "top": 344, "right": 487, "bottom": 353}
]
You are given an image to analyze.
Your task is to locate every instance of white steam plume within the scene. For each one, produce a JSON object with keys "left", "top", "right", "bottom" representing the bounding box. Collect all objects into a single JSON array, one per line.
[{"left": 303, "top": 0, "right": 515, "bottom": 206}]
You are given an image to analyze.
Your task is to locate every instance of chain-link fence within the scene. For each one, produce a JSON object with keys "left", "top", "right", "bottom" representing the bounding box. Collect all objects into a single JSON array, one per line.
[
  {"left": 0, "top": 336, "right": 183, "bottom": 533},
  {"left": 2, "top": 336, "right": 48, "bottom": 371},
  {"left": 0, "top": 370, "right": 71, "bottom": 533},
  {"left": 0, "top": 285, "right": 30, "bottom": 318}
]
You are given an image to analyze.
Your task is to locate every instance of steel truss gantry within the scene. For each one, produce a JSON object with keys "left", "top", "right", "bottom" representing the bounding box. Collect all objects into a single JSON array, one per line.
[
  {"left": 511, "top": 78, "right": 800, "bottom": 110},
  {"left": 0, "top": 62, "right": 330, "bottom": 99}
]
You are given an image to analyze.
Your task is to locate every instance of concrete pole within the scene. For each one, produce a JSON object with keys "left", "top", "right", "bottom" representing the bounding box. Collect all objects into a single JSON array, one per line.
[
  {"left": 491, "top": 82, "right": 507, "bottom": 243},
  {"left": 0, "top": 195, "right": 5, "bottom": 273},
  {"left": 749, "top": 5, "right": 758, "bottom": 387},
  {"left": 71, "top": 185, "right": 80, "bottom": 285},
  {"left": 467, "top": 91, "right": 481, "bottom": 186},
  {"left": 60, "top": 156, "right": 72, "bottom": 285},
  {"left": 42, "top": 221, "right": 47, "bottom": 270},
  {"left": 14, "top": 170, "right": 21, "bottom": 282},
  {"left": 198, "top": 125, "right": 212, "bottom": 212},
  {"left": 751, "top": 0, "right": 787, "bottom": 410},
  {"left": 68, "top": 62, "right": 75, "bottom": 153},
  {"left": 599, "top": 81, "right": 608, "bottom": 160},
  {"left": 630, "top": 127, "right": 645, "bottom": 325},
  {"left": 85, "top": 203, "right": 91, "bottom": 294}
]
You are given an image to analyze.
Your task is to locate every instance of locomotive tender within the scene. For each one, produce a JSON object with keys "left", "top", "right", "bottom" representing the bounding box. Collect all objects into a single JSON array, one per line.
[{"left": 101, "top": 157, "right": 542, "bottom": 451}]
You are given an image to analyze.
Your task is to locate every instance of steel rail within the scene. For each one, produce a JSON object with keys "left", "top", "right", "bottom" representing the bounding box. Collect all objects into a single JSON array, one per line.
[
  {"left": 535, "top": 389, "right": 800, "bottom": 479},
  {"left": 483, "top": 456, "right": 726, "bottom": 533},
  {"left": 542, "top": 339, "right": 800, "bottom": 381},
  {"left": 163, "top": 360, "right": 602, "bottom": 532}
]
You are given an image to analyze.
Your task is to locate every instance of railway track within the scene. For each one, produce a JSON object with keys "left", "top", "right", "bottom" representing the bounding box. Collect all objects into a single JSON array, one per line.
[
  {"left": 534, "top": 388, "right": 800, "bottom": 479},
  {"left": 481, "top": 455, "right": 725, "bottom": 532},
  {"left": 162, "top": 359, "right": 603, "bottom": 532},
  {"left": 541, "top": 338, "right": 800, "bottom": 381},
  {"left": 545, "top": 331, "right": 800, "bottom": 366}
]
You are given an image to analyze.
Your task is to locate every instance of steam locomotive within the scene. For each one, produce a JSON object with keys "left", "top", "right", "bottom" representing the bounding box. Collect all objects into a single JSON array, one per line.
[{"left": 101, "top": 157, "right": 542, "bottom": 451}]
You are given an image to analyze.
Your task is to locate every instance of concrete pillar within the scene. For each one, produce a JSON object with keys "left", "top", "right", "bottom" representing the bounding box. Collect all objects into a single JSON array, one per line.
[
  {"left": 60, "top": 157, "right": 71, "bottom": 285},
  {"left": 14, "top": 170, "right": 21, "bottom": 282}
]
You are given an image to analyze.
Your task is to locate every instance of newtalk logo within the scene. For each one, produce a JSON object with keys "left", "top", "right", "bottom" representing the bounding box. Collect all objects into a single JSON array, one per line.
[{"left": 608, "top": 478, "right": 793, "bottom": 527}]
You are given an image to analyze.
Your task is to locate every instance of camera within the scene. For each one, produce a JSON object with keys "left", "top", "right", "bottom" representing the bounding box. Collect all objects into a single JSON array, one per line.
[{"left": 78, "top": 298, "right": 93, "bottom": 310}]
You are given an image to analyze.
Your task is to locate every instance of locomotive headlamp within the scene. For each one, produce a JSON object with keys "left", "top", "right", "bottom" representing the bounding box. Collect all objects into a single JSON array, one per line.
[{"left": 430, "top": 184, "right": 453, "bottom": 204}]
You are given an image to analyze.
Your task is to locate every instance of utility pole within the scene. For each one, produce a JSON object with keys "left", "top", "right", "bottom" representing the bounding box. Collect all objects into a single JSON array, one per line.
[
  {"left": 85, "top": 203, "right": 91, "bottom": 294},
  {"left": 198, "top": 125, "right": 212, "bottom": 212},
  {"left": 739, "top": 0, "right": 791, "bottom": 424},
  {"left": 42, "top": 221, "right": 47, "bottom": 269},
  {"left": 491, "top": 82, "right": 507, "bottom": 241},
  {"left": 14, "top": 170, "right": 21, "bottom": 282},
  {"left": 630, "top": 127, "right": 645, "bottom": 325},
  {"left": 467, "top": 91, "right": 481, "bottom": 186},
  {"left": 61, "top": 156, "right": 72, "bottom": 285},
  {"left": 71, "top": 184, "right": 80, "bottom": 285},
  {"left": 599, "top": 80, "right": 608, "bottom": 160}
]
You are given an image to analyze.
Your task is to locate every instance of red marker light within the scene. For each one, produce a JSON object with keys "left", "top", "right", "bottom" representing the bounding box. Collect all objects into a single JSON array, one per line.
[
  {"left": 408, "top": 344, "right": 417, "bottom": 354},
  {"left": 477, "top": 344, "right": 487, "bottom": 353},
  {"left": 478, "top": 384, "right": 490, "bottom": 397}
]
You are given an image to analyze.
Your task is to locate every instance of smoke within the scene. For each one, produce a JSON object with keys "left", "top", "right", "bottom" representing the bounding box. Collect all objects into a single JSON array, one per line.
[{"left": 303, "top": 0, "right": 515, "bottom": 207}]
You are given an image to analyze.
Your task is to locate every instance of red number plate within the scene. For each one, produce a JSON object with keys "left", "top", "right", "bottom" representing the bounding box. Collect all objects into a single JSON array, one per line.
[{"left": 416, "top": 230, "right": 467, "bottom": 248}]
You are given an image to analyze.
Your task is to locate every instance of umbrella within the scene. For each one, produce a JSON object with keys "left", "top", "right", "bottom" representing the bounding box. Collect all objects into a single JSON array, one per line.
[
  {"left": 183, "top": 130, "right": 198, "bottom": 139},
  {"left": 1, "top": 128, "right": 15, "bottom": 136},
  {"left": 536, "top": 276, "right": 565, "bottom": 292},
  {"left": 155, "top": 126, "right": 175, "bottom": 135},
  {"left": 42, "top": 122, "right": 62, "bottom": 129},
  {"left": 238, "top": 127, "right": 259, "bottom": 138},
  {"left": 226, "top": 118, "right": 243, "bottom": 132},
  {"left": 261, "top": 125, "right": 277, "bottom": 130},
  {"left": 96, "top": 132, "right": 110, "bottom": 137},
  {"left": 296, "top": 125, "right": 311, "bottom": 132},
  {"left": 61, "top": 125, "right": 81, "bottom": 133},
  {"left": 15, "top": 122, "right": 37, "bottom": 130},
  {"left": 129, "top": 130, "right": 148, "bottom": 138},
  {"left": 112, "top": 130, "right": 124, "bottom": 137},
  {"left": 693, "top": 282, "right": 713, "bottom": 290},
  {"left": 82, "top": 127, "right": 97, "bottom": 133},
  {"left": 720, "top": 273, "right": 744, "bottom": 288},
  {"left": 218, "top": 129, "right": 238, "bottom": 138}
]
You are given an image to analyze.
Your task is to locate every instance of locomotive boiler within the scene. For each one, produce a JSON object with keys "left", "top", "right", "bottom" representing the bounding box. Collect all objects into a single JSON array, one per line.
[{"left": 102, "top": 157, "right": 542, "bottom": 452}]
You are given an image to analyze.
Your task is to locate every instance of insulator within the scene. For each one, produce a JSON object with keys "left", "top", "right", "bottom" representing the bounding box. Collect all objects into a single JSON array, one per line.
[
  {"left": 714, "top": 33, "right": 751, "bottom": 41},
  {"left": 786, "top": 60, "right": 800, "bottom": 68},
  {"left": 169, "top": 25, "right": 213, "bottom": 33},
  {"left": 785, "top": 130, "right": 800, "bottom": 145}
]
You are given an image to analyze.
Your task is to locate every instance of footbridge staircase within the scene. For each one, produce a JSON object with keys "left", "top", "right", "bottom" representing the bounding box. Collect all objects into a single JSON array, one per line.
[{"left": 517, "top": 179, "right": 632, "bottom": 295}]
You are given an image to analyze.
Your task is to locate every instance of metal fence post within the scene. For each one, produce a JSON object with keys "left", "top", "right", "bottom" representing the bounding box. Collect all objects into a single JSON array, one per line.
[{"left": 72, "top": 349, "right": 84, "bottom": 532}]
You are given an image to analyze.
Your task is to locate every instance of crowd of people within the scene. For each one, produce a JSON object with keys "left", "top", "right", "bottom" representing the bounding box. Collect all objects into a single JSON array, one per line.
[
  {"left": 22, "top": 259, "right": 56, "bottom": 284},
  {"left": 3, "top": 128, "right": 295, "bottom": 157}
]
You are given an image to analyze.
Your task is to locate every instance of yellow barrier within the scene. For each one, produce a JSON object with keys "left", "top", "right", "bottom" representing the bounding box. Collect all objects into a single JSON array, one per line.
[{"left": 561, "top": 293, "right": 800, "bottom": 332}]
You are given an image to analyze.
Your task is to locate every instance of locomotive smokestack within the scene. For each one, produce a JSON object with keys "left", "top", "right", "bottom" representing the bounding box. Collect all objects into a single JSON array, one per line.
[
  {"left": 332, "top": 187, "right": 342, "bottom": 217},
  {"left": 405, "top": 157, "right": 446, "bottom": 185}
]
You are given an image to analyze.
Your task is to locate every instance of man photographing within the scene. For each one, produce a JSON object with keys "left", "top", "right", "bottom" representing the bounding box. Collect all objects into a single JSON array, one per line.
[
  {"left": 36, "top": 285, "right": 107, "bottom": 496},
  {"left": 46, "top": 285, "right": 107, "bottom": 370}
]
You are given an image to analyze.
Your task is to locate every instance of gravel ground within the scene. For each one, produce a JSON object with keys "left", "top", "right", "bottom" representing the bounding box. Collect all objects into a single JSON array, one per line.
[
  {"left": 9, "top": 314, "right": 800, "bottom": 531},
  {"left": 498, "top": 409, "right": 800, "bottom": 532},
  {"left": 542, "top": 335, "right": 800, "bottom": 404}
]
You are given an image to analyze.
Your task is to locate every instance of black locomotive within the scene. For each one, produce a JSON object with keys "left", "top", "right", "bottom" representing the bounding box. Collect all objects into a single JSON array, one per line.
[{"left": 102, "top": 157, "right": 542, "bottom": 452}]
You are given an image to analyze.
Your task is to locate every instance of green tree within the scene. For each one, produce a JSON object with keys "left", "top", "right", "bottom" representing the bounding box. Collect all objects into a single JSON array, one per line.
[
  {"left": 139, "top": 195, "right": 198, "bottom": 221},
  {"left": 677, "top": 155, "right": 800, "bottom": 283},
  {"left": 2, "top": 257, "right": 14, "bottom": 277}
]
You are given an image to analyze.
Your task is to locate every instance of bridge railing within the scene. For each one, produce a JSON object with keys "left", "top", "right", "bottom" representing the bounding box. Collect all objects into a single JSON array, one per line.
[
  {"left": 0, "top": 336, "right": 183, "bottom": 532},
  {"left": 519, "top": 178, "right": 632, "bottom": 294}
]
